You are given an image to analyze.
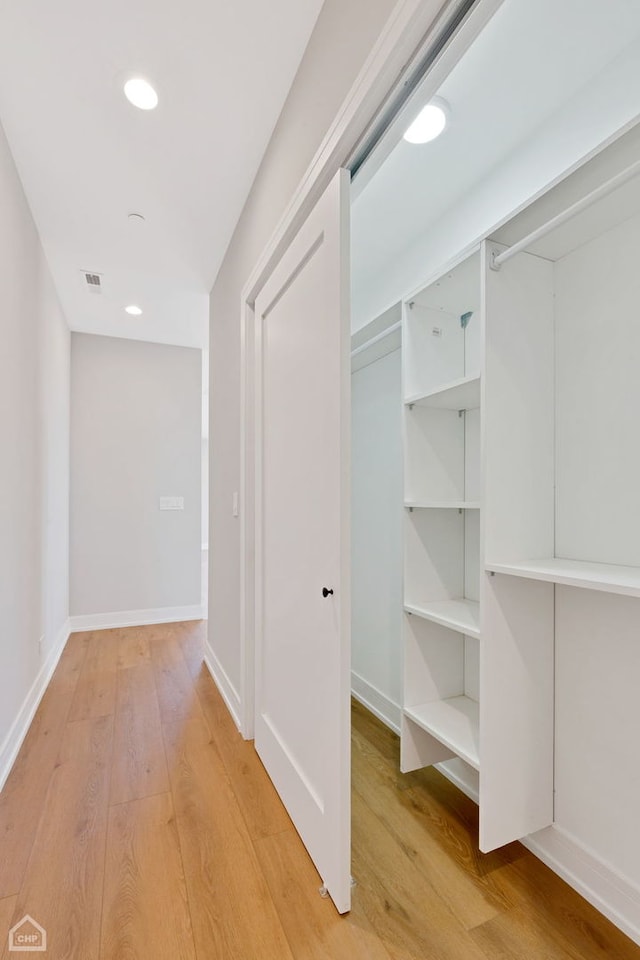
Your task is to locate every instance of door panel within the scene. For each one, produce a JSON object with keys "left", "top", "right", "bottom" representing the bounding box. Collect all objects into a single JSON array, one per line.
[{"left": 254, "top": 169, "right": 351, "bottom": 913}]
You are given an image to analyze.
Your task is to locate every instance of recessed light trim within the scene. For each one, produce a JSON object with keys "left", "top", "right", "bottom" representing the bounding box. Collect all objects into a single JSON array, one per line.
[
  {"left": 125, "top": 304, "right": 143, "bottom": 316},
  {"left": 404, "top": 98, "right": 449, "bottom": 145},
  {"left": 124, "top": 77, "right": 158, "bottom": 111}
]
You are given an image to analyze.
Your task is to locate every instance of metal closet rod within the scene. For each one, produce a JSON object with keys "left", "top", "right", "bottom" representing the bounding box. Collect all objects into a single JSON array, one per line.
[
  {"left": 491, "top": 156, "right": 640, "bottom": 270},
  {"left": 350, "top": 320, "right": 402, "bottom": 358}
]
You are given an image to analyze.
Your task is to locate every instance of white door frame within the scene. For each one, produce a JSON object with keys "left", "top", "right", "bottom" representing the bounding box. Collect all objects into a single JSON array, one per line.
[{"left": 237, "top": 0, "right": 503, "bottom": 737}]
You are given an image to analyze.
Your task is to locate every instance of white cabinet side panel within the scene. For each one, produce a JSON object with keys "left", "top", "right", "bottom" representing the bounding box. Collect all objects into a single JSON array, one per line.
[
  {"left": 480, "top": 573, "right": 554, "bottom": 851},
  {"left": 483, "top": 242, "right": 555, "bottom": 564},
  {"left": 464, "top": 307, "right": 482, "bottom": 378},
  {"left": 465, "top": 408, "right": 481, "bottom": 503},
  {"left": 555, "top": 213, "right": 640, "bottom": 566},
  {"left": 464, "top": 509, "right": 480, "bottom": 603},
  {"left": 464, "top": 636, "right": 480, "bottom": 702}
]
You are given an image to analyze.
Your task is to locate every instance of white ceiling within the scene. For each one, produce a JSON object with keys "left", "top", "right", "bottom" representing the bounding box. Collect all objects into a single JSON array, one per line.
[
  {"left": 352, "top": 0, "right": 640, "bottom": 324},
  {"left": 0, "top": 0, "right": 325, "bottom": 348}
]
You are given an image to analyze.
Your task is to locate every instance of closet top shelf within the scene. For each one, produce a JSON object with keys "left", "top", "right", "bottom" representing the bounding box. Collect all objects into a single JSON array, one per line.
[
  {"left": 405, "top": 374, "right": 480, "bottom": 411},
  {"left": 486, "top": 558, "right": 640, "bottom": 599}
]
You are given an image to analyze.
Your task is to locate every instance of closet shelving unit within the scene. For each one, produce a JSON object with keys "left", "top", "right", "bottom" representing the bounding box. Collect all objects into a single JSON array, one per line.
[
  {"left": 398, "top": 142, "right": 640, "bottom": 854},
  {"left": 401, "top": 251, "right": 483, "bottom": 789}
]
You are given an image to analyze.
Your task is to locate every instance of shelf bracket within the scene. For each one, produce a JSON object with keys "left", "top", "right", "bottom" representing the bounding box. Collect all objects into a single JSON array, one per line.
[{"left": 489, "top": 247, "right": 501, "bottom": 272}]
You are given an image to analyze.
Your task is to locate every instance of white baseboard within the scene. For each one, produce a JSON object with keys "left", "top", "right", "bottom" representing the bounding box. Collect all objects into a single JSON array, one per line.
[
  {"left": 0, "top": 618, "right": 70, "bottom": 793},
  {"left": 68, "top": 605, "right": 204, "bottom": 632},
  {"left": 521, "top": 825, "right": 640, "bottom": 947},
  {"left": 351, "top": 671, "right": 401, "bottom": 735},
  {"left": 203, "top": 641, "right": 242, "bottom": 733}
]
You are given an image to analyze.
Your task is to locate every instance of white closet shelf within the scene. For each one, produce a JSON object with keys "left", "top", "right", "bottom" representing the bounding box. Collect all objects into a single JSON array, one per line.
[
  {"left": 486, "top": 558, "right": 640, "bottom": 599},
  {"left": 404, "top": 696, "right": 480, "bottom": 771},
  {"left": 405, "top": 500, "right": 480, "bottom": 510},
  {"left": 405, "top": 374, "right": 480, "bottom": 411},
  {"left": 404, "top": 598, "right": 480, "bottom": 638}
]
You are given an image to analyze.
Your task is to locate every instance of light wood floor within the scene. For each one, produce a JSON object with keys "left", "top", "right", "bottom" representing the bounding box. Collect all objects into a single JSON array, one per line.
[{"left": 0, "top": 621, "right": 638, "bottom": 960}]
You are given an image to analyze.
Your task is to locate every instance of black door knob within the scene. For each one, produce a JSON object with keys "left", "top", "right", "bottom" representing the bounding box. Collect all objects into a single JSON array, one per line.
[{"left": 322, "top": 587, "right": 334, "bottom": 598}]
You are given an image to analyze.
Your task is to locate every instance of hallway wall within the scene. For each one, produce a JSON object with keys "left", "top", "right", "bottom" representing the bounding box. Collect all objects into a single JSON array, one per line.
[
  {"left": 0, "top": 118, "right": 70, "bottom": 784},
  {"left": 70, "top": 334, "right": 202, "bottom": 624}
]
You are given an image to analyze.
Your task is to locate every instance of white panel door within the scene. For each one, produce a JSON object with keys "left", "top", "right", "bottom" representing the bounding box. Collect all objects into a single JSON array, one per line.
[{"left": 254, "top": 169, "right": 351, "bottom": 913}]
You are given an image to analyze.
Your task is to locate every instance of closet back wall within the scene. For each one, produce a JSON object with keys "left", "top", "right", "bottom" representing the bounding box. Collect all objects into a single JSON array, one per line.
[{"left": 351, "top": 332, "right": 403, "bottom": 730}]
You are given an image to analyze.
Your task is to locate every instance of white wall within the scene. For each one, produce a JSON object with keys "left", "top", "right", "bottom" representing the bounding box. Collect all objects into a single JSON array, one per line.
[
  {"left": 351, "top": 339, "right": 403, "bottom": 730},
  {"left": 208, "top": 0, "right": 399, "bottom": 718},
  {"left": 0, "top": 117, "right": 70, "bottom": 782},
  {"left": 70, "top": 334, "right": 202, "bottom": 622}
]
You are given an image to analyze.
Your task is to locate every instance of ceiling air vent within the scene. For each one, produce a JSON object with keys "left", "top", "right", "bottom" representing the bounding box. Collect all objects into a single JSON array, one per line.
[{"left": 82, "top": 270, "right": 103, "bottom": 294}]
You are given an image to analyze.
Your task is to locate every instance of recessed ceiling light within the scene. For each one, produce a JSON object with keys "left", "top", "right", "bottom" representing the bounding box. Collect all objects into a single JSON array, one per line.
[
  {"left": 403, "top": 98, "right": 449, "bottom": 144},
  {"left": 125, "top": 304, "right": 143, "bottom": 316},
  {"left": 124, "top": 77, "right": 158, "bottom": 110}
]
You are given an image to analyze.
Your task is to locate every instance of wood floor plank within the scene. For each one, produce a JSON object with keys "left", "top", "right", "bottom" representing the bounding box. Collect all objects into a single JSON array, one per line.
[
  {"left": 101, "top": 792, "right": 196, "bottom": 960},
  {"left": 351, "top": 788, "right": 490, "bottom": 960},
  {"left": 68, "top": 630, "right": 118, "bottom": 721},
  {"left": 6, "top": 714, "right": 113, "bottom": 960},
  {"left": 116, "top": 628, "right": 151, "bottom": 670},
  {"left": 0, "top": 895, "right": 17, "bottom": 960},
  {"left": 351, "top": 725, "right": 499, "bottom": 930},
  {"left": 351, "top": 712, "right": 523, "bottom": 914},
  {"left": 150, "top": 631, "right": 207, "bottom": 730},
  {"left": 488, "top": 851, "right": 640, "bottom": 960},
  {"left": 470, "top": 905, "right": 587, "bottom": 960},
  {"left": 162, "top": 716, "right": 295, "bottom": 960},
  {"left": 195, "top": 676, "right": 293, "bottom": 841},
  {"left": 255, "top": 827, "right": 394, "bottom": 960},
  {"left": 351, "top": 699, "right": 401, "bottom": 763},
  {"left": 0, "top": 632, "right": 89, "bottom": 898},
  {"left": 174, "top": 620, "right": 206, "bottom": 679},
  {"left": 110, "top": 663, "right": 170, "bottom": 806}
]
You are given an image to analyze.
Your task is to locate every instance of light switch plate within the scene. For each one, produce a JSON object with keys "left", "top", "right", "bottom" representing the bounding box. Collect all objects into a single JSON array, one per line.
[{"left": 160, "top": 496, "right": 184, "bottom": 510}]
